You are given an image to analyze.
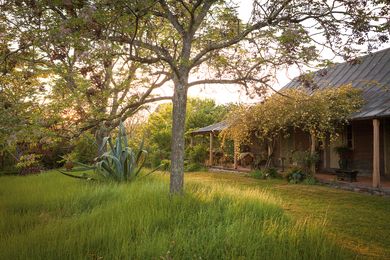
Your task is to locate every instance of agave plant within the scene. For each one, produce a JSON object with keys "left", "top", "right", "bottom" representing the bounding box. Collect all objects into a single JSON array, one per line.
[
  {"left": 96, "top": 121, "right": 147, "bottom": 181},
  {"left": 59, "top": 122, "right": 160, "bottom": 182}
]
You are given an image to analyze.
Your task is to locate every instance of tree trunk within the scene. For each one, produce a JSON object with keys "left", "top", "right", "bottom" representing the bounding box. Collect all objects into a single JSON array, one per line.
[
  {"left": 233, "top": 140, "right": 238, "bottom": 169},
  {"left": 95, "top": 125, "right": 109, "bottom": 157},
  {"left": 266, "top": 139, "right": 274, "bottom": 168},
  {"left": 170, "top": 79, "right": 188, "bottom": 194}
]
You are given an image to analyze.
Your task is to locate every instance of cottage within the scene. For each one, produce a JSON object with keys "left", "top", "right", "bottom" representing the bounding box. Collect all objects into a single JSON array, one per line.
[
  {"left": 275, "top": 48, "right": 390, "bottom": 188},
  {"left": 191, "top": 48, "right": 390, "bottom": 188}
]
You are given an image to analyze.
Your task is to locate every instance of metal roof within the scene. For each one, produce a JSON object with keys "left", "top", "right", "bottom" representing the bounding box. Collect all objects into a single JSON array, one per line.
[
  {"left": 190, "top": 121, "right": 229, "bottom": 135},
  {"left": 283, "top": 48, "right": 390, "bottom": 120}
]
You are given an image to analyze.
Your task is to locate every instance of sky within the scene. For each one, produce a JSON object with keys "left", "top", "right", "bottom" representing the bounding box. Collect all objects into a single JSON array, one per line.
[{"left": 187, "top": 0, "right": 294, "bottom": 104}]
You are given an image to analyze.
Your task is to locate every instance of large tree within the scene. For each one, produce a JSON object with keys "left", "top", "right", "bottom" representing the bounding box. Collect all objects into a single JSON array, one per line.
[{"left": 1, "top": 1, "right": 172, "bottom": 155}]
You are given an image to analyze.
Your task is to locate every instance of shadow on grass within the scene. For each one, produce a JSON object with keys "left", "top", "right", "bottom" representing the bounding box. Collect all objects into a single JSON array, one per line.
[{"left": 0, "top": 172, "right": 352, "bottom": 259}]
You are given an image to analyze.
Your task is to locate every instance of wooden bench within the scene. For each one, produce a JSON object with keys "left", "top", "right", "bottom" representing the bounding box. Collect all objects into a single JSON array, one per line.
[{"left": 335, "top": 169, "right": 358, "bottom": 182}]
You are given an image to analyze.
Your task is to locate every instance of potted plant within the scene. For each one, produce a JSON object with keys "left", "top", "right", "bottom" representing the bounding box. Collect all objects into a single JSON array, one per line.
[{"left": 334, "top": 146, "right": 352, "bottom": 169}]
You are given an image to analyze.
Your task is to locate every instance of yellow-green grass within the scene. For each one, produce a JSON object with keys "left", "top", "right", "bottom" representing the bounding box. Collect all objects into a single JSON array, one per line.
[
  {"left": 186, "top": 172, "right": 390, "bottom": 258},
  {"left": 0, "top": 170, "right": 388, "bottom": 259}
]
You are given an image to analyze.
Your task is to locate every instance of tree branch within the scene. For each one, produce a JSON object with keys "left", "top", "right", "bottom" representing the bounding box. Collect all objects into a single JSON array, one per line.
[{"left": 158, "top": 0, "right": 186, "bottom": 35}]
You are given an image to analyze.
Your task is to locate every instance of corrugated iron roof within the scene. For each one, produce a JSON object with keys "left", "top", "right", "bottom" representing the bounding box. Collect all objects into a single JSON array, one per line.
[
  {"left": 284, "top": 48, "right": 390, "bottom": 120},
  {"left": 190, "top": 121, "right": 229, "bottom": 135}
]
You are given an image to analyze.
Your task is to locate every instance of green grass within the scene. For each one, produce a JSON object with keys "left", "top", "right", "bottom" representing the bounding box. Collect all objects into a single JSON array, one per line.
[
  {"left": 187, "top": 172, "right": 390, "bottom": 258},
  {"left": 0, "top": 171, "right": 389, "bottom": 259}
]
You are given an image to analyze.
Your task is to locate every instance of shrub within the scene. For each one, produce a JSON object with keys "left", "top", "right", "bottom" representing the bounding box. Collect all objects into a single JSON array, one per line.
[
  {"left": 39, "top": 141, "right": 68, "bottom": 169},
  {"left": 58, "top": 152, "right": 77, "bottom": 171},
  {"left": 284, "top": 167, "right": 307, "bottom": 184},
  {"left": 248, "top": 169, "right": 265, "bottom": 179},
  {"left": 292, "top": 151, "right": 319, "bottom": 174},
  {"left": 160, "top": 159, "right": 171, "bottom": 171},
  {"left": 16, "top": 154, "right": 42, "bottom": 175},
  {"left": 0, "top": 165, "right": 18, "bottom": 175},
  {"left": 0, "top": 150, "right": 18, "bottom": 174},
  {"left": 334, "top": 146, "right": 352, "bottom": 157},
  {"left": 302, "top": 175, "right": 318, "bottom": 185},
  {"left": 73, "top": 132, "right": 98, "bottom": 164},
  {"left": 148, "top": 149, "right": 170, "bottom": 168},
  {"left": 248, "top": 168, "right": 280, "bottom": 180},
  {"left": 264, "top": 167, "right": 279, "bottom": 179},
  {"left": 186, "top": 144, "right": 208, "bottom": 164},
  {"left": 184, "top": 162, "right": 205, "bottom": 172}
]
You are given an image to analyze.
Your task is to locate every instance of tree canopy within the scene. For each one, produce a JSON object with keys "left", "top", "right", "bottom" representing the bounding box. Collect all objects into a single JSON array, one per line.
[{"left": 1, "top": 0, "right": 172, "bottom": 155}]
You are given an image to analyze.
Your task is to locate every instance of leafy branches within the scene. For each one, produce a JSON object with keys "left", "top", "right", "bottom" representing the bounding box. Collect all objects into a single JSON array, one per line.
[
  {"left": 223, "top": 85, "right": 364, "bottom": 145},
  {"left": 1, "top": 1, "right": 172, "bottom": 144}
]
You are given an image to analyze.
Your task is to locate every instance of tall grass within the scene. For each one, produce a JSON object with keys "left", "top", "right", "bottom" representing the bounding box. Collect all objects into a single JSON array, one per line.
[{"left": 0, "top": 171, "right": 350, "bottom": 259}]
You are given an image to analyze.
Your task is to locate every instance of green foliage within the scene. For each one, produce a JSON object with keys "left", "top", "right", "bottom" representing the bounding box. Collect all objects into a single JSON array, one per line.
[
  {"left": 186, "top": 99, "right": 231, "bottom": 132},
  {"left": 58, "top": 152, "right": 77, "bottom": 171},
  {"left": 334, "top": 146, "right": 352, "bottom": 157},
  {"left": 160, "top": 159, "right": 171, "bottom": 171},
  {"left": 142, "top": 98, "right": 231, "bottom": 167},
  {"left": 73, "top": 132, "right": 98, "bottom": 164},
  {"left": 334, "top": 145, "right": 353, "bottom": 169},
  {"left": 284, "top": 167, "right": 308, "bottom": 184},
  {"left": 143, "top": 103, "right": 172, "bottom": 167},
  {"left": 248, "top": 169, "right": 265, "bottom": 179},
  {"left": 302, "top": 176, "right": 318, "bottom": 185},
  {"left": 292, "top": 151, "right": 319, "bottom": 174},
  {"left": 95, "top": 122, "right": 148, "bottom": 182},
  {"left": 185, "top": 143, "right": 208, "bottom": 171},
  {"left": 265, "top": 167, "right": 279, "bottom": 179},
  {"left": 0, "top": 149, "right": 17, "bottom": 174},
  {"left": 58, "top": 153, "right": 77, "bottom": 164},
  {"left": 184, "top": 162, "right": 205, "bottom": 172},
  {"left": 186, "top": 144, "right": 208, "bottom": 164},
  {"left": 224, "top": 85, "right": 363, "bottom": 146},
  {"left": 15, "top": 154, "right": 42, "bottom": 175},
  {"left": 39, "top": 140, "right": 69, "bottom": 169},
  {"left": 0, "top": 58, "right": 48, "bottom": 149},
  {"left": 248, "top": 168, "right": 279, "bottom": 180}
]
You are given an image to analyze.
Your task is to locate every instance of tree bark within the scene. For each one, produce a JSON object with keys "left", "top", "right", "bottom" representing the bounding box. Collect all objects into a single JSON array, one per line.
[
  {"left": 95, "top": 125, "right": 109, "bottom": 157},
  {"left": 170, "top": 77, "right": 188, "bottom": 194},
  {"left": 266, "top": 140, "right": 273, "bottom": 168}
]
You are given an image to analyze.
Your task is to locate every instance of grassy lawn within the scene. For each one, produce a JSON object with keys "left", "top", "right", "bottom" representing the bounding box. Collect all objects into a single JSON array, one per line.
[
  {"left": 187, "top": 172, "right": 390, "bottom": 258},
  {"left": 1, "top": 171, "right": 389, "bottom": 259}
]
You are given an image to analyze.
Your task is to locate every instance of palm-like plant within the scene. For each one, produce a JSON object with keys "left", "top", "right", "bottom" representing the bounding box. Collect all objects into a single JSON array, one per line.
[
  {"left": 59, "top": 122, "right": 160, "bottom": 182},
  {"left": 96, "top": 122, "right": 147, "bottom": 181}
]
